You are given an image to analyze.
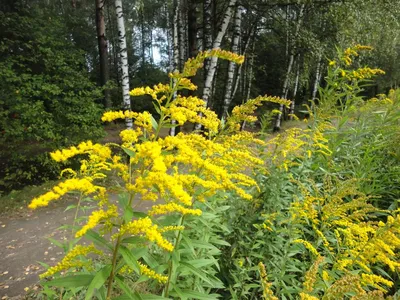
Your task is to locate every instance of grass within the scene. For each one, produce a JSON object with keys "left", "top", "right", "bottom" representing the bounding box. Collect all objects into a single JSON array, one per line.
[{"left": 0, "top": 180, "right": 60, "bottom": 215}]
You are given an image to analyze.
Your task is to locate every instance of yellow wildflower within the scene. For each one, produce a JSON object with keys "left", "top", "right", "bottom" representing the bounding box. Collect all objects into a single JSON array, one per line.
[
  {"left": 138, "top": 261, "right": 168, "bottom": 284},
  {"left": 40, "top": 244, "right": 102, "bottom": 278}
]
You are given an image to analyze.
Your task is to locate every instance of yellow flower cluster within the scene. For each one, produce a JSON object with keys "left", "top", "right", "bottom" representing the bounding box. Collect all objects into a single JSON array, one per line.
[
  {"left": 171, "top": 49, "right": 244, "bottom": 79},
  {"left": 130, "top": 83, "right": 171, "bottom": 103},
  {"left": 40, "top": 244, "right": 102, "bottom": 278},
  {"left": 361, "top": 274, "right": 393, "bottom": 292},
  {"left": 138, "top": 261, "right": 168, "bottom": 284},
  {"left": 29, "top": 178, "right": 104, "bottom": 209},
  {"left": 101, "top": 110, "right": 139, "bottom": 122},
  {"left": 302, "top": 256, "right": 324, "bottom": 293},
  {"left": 258, "top": 262, "right": 278, "bottom": 300},
  {"left": 116, "top": 217, "right": 174, "bottom": 252},
  {"left": 293, "top": 239, "right": 320, "bottom": 257},
  {"left": 120, "top": 127, "right": 143, "bottom": 146},
  {"left": 341, "top": 45, "right": 373, "bottom": 66},
  {"left": 50, "top": 141, "right": 111, "bottom": 163},
  {"left": 341, "top": 67, "right": 385, "bottom": 80},
  {"left": 148, "top": 203, "right": 202, "bottom": 216},
  {"left": 227, "top": 95, "right": 291, "bottom": 131},
  {"left": 163, "top": 95, "right": 220, "bottom": 133},
  {"left": 159, "top": 225, "right": 185, "bottom": 233},
  {"left": 289, "top": 178, "right": 400, "bottom": 294},
  {"left": 75, "top": 205, "right": 118, "bottom": 238}
]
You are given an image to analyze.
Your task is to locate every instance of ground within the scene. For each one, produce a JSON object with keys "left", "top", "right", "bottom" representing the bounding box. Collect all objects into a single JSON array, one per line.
[{"left": 0, "top": 197, "right": 77, "bottom": 299}]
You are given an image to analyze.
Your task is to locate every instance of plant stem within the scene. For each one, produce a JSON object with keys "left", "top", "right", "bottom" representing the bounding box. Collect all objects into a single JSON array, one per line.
[
  {"left": 70, "top": 192, "right": 83, "bottom": 242},
  {"left": 106, "top": 163, "right": 136, "bottom": 298},
  {"left": 106, "top": 234, "right": 122, "bottom": 298},
  {"left": 163, "top": 215, "right": 186, "bottom": 298}
]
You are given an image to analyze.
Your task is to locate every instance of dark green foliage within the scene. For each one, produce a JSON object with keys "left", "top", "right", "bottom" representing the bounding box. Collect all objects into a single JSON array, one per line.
[{"left": 0, "top": 6, "right": 104, "bottom": 192}]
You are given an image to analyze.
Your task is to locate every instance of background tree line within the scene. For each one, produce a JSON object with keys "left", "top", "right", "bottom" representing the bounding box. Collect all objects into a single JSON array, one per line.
[{"left": 1, "top": 0, "right": 399, "bottom": 192}]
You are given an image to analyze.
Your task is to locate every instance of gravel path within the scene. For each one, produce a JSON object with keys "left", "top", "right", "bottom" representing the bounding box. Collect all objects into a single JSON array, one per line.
[{"left": 0, "top": 194, "right": 155, "bottom": 299}]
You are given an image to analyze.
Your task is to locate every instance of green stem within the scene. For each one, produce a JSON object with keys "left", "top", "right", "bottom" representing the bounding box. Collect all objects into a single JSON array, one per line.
[
  {"left": 163, "top": 215, "right": 186, "bottom": 298},
  {"left": 106, "top": 234, "right": 122, "bottom": 298},
  {"left": 106, "top": 162, "right": 136, "bottom": 298},
  {"left": 70, "top": 192, "right": 83, "bottom": 241}
]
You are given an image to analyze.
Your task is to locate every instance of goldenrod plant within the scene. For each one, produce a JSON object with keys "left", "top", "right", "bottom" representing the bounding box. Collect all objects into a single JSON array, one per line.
[
  {"left": 28, "top": 49, "right": 290, "bottom": 299},
  {"left": 28, "top": 46, "right": 400, "bottom": 299},
  {"left": 218, "top": 46, "right": 400, "bottom": 299}
]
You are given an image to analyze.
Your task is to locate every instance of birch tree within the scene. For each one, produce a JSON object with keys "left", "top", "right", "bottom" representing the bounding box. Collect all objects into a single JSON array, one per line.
[
  {"left": 202, "top": 0, "right": 237, "bottom": 108},
  {"left": 275, "top": 3, "right": 305, "bottom": 131},
  {"left": 96, "top": 0, "right": 111, "bottom": 108},
  {"left": 115, "top": 0, "right": 132, "bottom": 129},
  {"left": 311, "top": 50, "right": 323, "bottom": 102},
  {"left": 222, "top": 3, "right": 242, "bottom": 119},
  {"left": 289, "top": 59, "right": 300, "bottom": 119},
  {"left": 169, "top": 0, "right": 181, "bottom": 136}
]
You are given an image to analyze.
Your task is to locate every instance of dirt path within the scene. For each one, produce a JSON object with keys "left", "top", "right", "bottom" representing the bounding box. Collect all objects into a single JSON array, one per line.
[{"left": 0, "top": 195, "right": 155, "bottom": 299}]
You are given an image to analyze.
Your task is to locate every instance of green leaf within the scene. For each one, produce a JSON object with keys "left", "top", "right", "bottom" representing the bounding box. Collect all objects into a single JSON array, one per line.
[
  {"left": 85, "top": 230, "right": 113, "bottom": 251},
  {"left": 150, "top": 115, "right": 158, "bottom": 131},
  {"left": 115, "top": 276, "right": 142, "bottom": 300},
  {"left": 152, "top": 102, "right": 162, "bottom": 115},
  {"left": 122, "top": 146, "right": 136, "bottom": 157},
  {"left": 175, "top": 289, "right": 220, "bottom": 300},
  {"left": 64, "top": 204, "right": 77, "bottom": 212},
  {"left": 43, "top": 274, "right": 94, "bottom": 288},
  {"left": 178, "top": 262, "right": 215, "bottom": 287},
  {"left": 85, "top": 265, "right": 112, "bottom": 300},
  {"left": 47, "top": 237, "right": 65, "bottom": 249},
  {"left": 119, "top": 245, "right": 141, "bottom": 274}
]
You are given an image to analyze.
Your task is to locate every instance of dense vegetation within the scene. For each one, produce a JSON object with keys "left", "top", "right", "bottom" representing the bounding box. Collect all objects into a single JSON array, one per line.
[
  {"left": 26, "top": 47, "right": 400, "bottom": 299},
  {"left": 0, "top": 0, "right": 400, "bottom": 299},
  {"left": 1, "top": 0, "right": 400, "bottom": 193}
]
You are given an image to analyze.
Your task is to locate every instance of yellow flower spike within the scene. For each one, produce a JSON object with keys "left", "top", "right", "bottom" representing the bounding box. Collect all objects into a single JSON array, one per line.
[
  {"left": 116, "top": 217, "right": 174, "bottom": 252},
  {"left": 29, "top": 178, "right": 102, "bottom": 209},
  {"left": 75, "top": 205, "right": 118, "bottom": 238},
  {"left": 293, "top": 239, "right": 320, "bottom": 257},
  {"left": 302, "top": 256, "right": 324, "bottom": 293},
  {"left": 148, "top": 203, "right": 202, "bottom": 216},
  {"left": 258, "top": 262, "right": 278, "bottom": 300},
  {"left": 102, "top": 110, "right": 138, "bottom": 123},
  {"left": 137, "top": 261, "right": 168, "bottom": 284},
  {"left": 40, "top": 244, "right": 102, "bottom": 278}
]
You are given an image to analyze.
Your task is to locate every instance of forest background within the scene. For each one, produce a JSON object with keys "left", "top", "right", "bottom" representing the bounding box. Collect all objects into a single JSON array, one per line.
[{"left": 1, "top": 0, "right": 400, "bottom": 193}]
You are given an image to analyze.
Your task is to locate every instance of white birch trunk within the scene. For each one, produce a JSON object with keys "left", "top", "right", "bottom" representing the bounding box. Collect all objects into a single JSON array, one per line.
[
  {"left": 275, "top": 4, "right": 305, "bottom": 130},
  {"left": 222, "top": 4, "right": 242, "bottom": 119},
  {"left": 115, "top": 0, "right": 132, "bottom": 129},
  {"left": 169, "top": 0, "right": 181, "bottom": 136},
  {"left": 203, "top": 0, "right": 213, "bottom": 77},
  {"left": 195, "top": 0, "right": 237, "bottom": 130},
  {"left": 312, "top": 50, "right": 323, "bottom": 101},
  {"left": 241, "top": 40, "right": 255, "bottom": 131},
  {"left": 289, "top": 61, "right": 300, "bottom": 120},
  {"left": 232, "top": 26, "right": 253, "bottom": 100}
]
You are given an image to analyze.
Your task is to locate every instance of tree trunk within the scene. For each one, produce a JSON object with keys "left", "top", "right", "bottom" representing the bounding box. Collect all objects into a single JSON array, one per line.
[
  {"left": 222, "top": 3, "right": 242, "bottom": 119},
  {"left": 169, "top": 0, "right": 181, "bottom": 137},
  {"left": 179, "top": 0, "right": 187, "bottom": 70},
  {"left": 241, "top": 39, "right": 255, "bottom": 131},
  {"left": 289, "top": 59, "right": 300, "bottom": 120},
  {"left": 275, "top": 4, "right": 305, "bottom": 131},
  {"left": 201, "top": 0, "right": 237, "bottom": 109},
  {"left": 188, "top": 0, "right": 198, "bottom": 58},
  {"left": 96, "top": 0, "right": 111, "bottom": 108},
  {"left": 140, "top": 8, "right": 146, "bottom": 69},
  {"left": 115, "top": 0, "right": 132, "bottom": 129},
  {"left": 232, "top": 24, "right": 255, "bottom": 100},
  {"left": 312, "top": 50, "right": 323, "bottom": 102},
  {"left": 203, "top": 0, "right": 213, "bottom": 80}
]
